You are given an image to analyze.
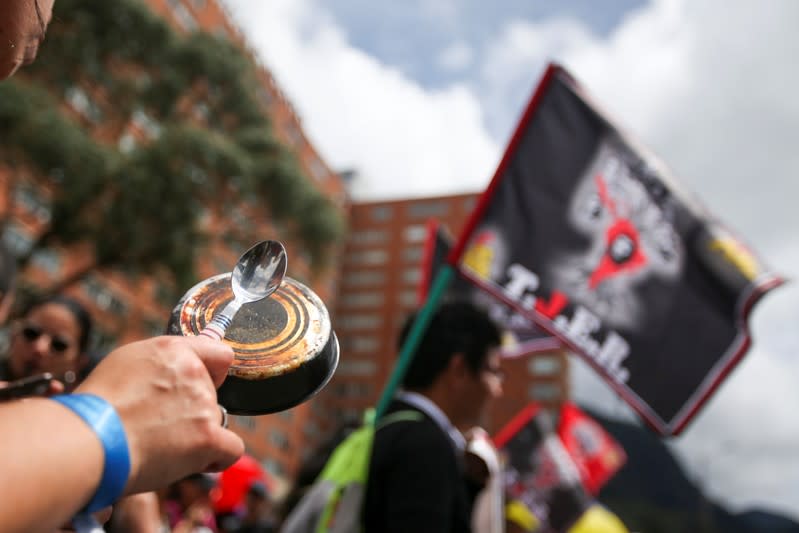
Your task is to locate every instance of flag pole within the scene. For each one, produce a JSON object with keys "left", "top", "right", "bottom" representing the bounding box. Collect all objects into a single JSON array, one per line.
[{"left": 374, "top": 264, "right": 454, "bottom": 420}]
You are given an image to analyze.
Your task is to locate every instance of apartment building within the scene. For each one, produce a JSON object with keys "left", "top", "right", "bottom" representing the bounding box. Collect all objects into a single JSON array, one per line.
[
  {"left": 323, "top": 193, "right": 570, "bottom": 437},
  {"left": 0, "top": 0, "right": 345, "bottom": 486}
]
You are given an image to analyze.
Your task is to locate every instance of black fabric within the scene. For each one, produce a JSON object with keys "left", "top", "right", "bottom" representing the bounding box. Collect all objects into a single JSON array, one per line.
[
  {"left": 0, "top": 359, "right": 12, "bottom": 381},
  {"left": 362, "top": 399, "right": 472, "bottom": 533},
  {"left": 450, "top": 64, "right": 782, "bottom": 434}
]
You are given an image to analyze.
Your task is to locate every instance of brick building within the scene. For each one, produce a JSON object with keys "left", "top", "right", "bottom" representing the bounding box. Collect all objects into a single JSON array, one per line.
[
  {"left": 324, "top": 193, "right": 570, "bottom": 437},
  {"left": 0, "top": 0, "right": 346, "bottom": 488},
  {"left": 0, "top": 0, "right": 570, "bottom": 494}
]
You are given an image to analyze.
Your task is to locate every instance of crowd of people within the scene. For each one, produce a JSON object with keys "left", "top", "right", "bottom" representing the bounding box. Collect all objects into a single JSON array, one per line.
[{"left": 0, "top": 1, "right": 611, "bottom": 532}]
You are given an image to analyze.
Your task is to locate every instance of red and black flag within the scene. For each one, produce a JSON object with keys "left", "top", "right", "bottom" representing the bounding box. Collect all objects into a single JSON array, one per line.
[
  {"left": 448, "top": 63, "right": 784, "bottom": 435},
  {"left": 494, "top": 403, "right": 591, "bottom": 532},
  {"left": 557, "top": 402, "right": 626, "bottom": 496},
  {"left": 418, "top": 219, "right": 562, "bottom": 358}
]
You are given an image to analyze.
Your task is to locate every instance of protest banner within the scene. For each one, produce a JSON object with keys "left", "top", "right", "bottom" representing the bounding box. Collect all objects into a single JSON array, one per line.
[
  {"left": 494, "top": 404, "right": 591, "bottom": 532},
  {"left": 418, "top": 219, "right": 562, "bottom": 358},
  {"left": 557, "top": 402, "right": 626, "bottom": 495},
  {"left": 447, "top": 63, "right": 784, "bottom": 435}
]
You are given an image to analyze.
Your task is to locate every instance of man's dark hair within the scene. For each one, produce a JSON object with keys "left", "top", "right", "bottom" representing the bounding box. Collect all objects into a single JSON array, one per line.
[
  {"left": 398, "top": 301, "right": 501, "bottom": 390},
  {"left": 0, "top": 242, "right": 17, "bottom": 300}
]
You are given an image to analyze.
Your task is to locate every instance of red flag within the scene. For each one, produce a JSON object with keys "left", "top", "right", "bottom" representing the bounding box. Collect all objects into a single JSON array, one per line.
[
  {"left": 493, "top": 403, "right": 591, "bottom": 532},
  {"left": 557, "top": 402, "right": 626, "bottom": 495}
]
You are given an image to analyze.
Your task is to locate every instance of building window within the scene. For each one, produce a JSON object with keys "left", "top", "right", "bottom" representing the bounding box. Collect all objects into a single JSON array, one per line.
[
  {"left": 2, "top": 223, "right": 33, "bottom": 256},
  {"left": 90, "top": 327, "right": 117, "bottom": 353},
  {"left": 337, "top": 359, "right": 377, "bottom": 376},
  {"left": 463, "top": 196, "right": 478, "bottom": 212},
  {"left": 213, "top": 25, "right": 229, "bottom": 40},
  {"left": 334, "top": 381, "right": 373, "bottom": 399},
  {"left": 190, "top": 0, "right": 206, "bottom": 9},
  {"left": 309, "top": 157, "right": 328, "bottom": 182},
  {"left": 118, "top": 133, "right": 137, "bottom": 153},
  {"left": 284, "top": 122, "right": 303, "bottom": 147},
  {"left": 257, "top": 87, "right": 273, "bottom": 108},
  {"left": 397, "top": 290, "right": 419, "bottom": 309},
  {"left": 341, "top": 271, "right": 386, "bottom": 287},
  {"left": 346, "top": 250, "right": 388, "bottom": 266},
  {"left": 336, "top": 314, "right": 382, "bottom": 330},
  {"left": 402, "top": 247, "right": 423, "bottom": 263},
  {"left": 407, "top": 201, "right": 448, "bottom": 218},
  {"left": 131, "top": 109, "right": 161, "bottom": 139},
  {"left": 403, "top": 225, "right": 427, "bottom": 243},
  {"left": 528, "top": 356, "right": 561, "bottom": 376},
  {"left": 31, "top": 249, "right": 61, "bottom": 275},
  {"left": 144, "top": 317, "right": 166, "bottom": 337},
  {"left": 350, "top": 230, "right": 388, "bottom": 245},
  {"left": 82, "top": 277, "right": 128, "bottom": 316},
  {"left": 304, "top": 421, "right": 320, "bottom": 439},
  {"left": 262, "top": 458, "right": 285, "bottom": 478},
  {"left": 528, "top": 383, "right": 561, "bottom": 401},
  {"left": 14, "top": 184, "right": 51, "bottom": 223},
  {"left": 269, "top": 429, "right": 290, "bottom": 451},
  {"left": 234, "top": 415, "right": 256, "bottom": 431},
  {"left": 65, "top": 86, "right": 103, "bottom": 123},
  {"left": 340, "top": 335, "right": 380, "bottom": 353},
  {"left": 339, "top": 292, "right": 384, "bottom": 308},
  {"left": 370, "top": 206, "right": 393, "bottom": 221},
  {"left": 402, "top": 268, "right": 421, "bottom": 284},
  {"left": 333, "top": 408, "right": 363, "bottom": 425},
  {"left": 168, "top": 0, "right": 197, "bottom": 31}
]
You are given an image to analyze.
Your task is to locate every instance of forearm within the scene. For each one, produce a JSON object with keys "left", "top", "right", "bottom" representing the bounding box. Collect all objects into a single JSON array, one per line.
[
  {"left": 110, "top": 492, "right": 162, "bottom": 533},
  {"left": 0, "top": 398, "right": 104, "bottom": 533}
]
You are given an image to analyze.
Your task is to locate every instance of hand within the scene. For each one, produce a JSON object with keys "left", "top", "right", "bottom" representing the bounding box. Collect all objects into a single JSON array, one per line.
[
  {"left": 76, "top": 336, "right": 244, "bottom": 495},
  {"left": 464, "top": 427, "right": 500, "bottom": 487},
  {"left": 56, "top": 507, "right": 113, "bottom": 531}
]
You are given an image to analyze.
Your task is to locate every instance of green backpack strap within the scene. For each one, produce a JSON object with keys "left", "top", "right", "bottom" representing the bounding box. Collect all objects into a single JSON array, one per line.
[
  {"left": 314, "top": 409, "right": 423, "bottom": 533},
  {"left": 376, "top": 409, "right": 424, "bottom": 429}
]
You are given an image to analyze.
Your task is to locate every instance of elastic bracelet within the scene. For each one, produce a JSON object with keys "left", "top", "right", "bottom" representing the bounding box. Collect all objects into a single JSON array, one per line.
[{"left": 51, "top": 393, "right": 131, "bottom": 513}]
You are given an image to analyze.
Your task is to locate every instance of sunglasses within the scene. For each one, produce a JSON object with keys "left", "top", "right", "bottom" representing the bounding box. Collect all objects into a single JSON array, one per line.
[{"left": 20, "top": 325, "right": 72, "bottom": 354}]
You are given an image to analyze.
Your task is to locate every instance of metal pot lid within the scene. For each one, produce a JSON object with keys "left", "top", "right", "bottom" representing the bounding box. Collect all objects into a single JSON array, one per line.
[{"left": 168, "top": 273, "right": 332, "bottom": 381}]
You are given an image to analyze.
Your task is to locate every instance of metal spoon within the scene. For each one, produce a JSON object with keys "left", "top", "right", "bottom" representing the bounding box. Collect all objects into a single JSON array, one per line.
[{"left": 200, "top": 240, "right": 288, "bottom": 341}]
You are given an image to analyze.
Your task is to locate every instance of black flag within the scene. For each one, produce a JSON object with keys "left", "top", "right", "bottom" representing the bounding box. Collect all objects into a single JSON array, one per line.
[
  {"left": 449, "top": 63, "right": 784, "bottom": 435},
  {"left": 418, "top": 219, "right": 562, "bottom": 358}
]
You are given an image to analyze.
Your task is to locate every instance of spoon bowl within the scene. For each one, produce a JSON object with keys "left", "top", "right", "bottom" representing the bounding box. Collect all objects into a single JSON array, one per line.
[
  {"left": 232, "top": 240, "right": 288, "bottom": 302},
  {"left": 201, "top": 240, "right": 287, "bottom": 340}
]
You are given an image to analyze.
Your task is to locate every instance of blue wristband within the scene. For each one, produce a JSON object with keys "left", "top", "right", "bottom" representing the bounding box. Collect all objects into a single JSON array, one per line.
[{"left": 52, "top": 394, "right": 131, "bottom": 513}]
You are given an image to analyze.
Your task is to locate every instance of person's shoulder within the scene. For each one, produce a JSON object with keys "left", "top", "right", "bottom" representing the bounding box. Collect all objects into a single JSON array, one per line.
[{"left": 376, "top": 401, "right": 452, "bottom": 452}]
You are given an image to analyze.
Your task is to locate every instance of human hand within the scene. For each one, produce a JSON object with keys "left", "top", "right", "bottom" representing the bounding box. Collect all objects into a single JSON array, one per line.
[
  {"left": 76, "top": 335, "right": 244, "bottom": 495},
  {"left": 0, "top": 375, "right": 64, "bottom": 401},
  {"left": 464, "top": 427, "right": 500, "bottom": 487}
]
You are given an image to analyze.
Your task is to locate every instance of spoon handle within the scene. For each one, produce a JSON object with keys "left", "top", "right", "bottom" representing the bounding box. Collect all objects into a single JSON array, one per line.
[
  {"left": 200, "top": 300, "right": 241, "bottom": 340},
  {"left": 200, "top": 315, "right": 230, "bottom": 341}
]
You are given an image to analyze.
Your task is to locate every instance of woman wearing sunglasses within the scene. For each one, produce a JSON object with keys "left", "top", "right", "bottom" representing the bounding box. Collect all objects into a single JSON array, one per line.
[{"left": 2, "top": 295, "right": 93, "bottom": 391}]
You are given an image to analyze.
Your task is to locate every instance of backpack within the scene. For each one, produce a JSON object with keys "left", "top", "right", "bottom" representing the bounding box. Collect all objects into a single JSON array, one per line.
[{"left": 280, "top": 409, "right": 422, "bottom": 533}]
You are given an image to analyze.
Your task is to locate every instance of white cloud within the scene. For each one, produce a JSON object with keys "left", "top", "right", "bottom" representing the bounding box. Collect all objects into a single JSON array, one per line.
[
  {"left": 437, "top": 41, "right": 474, "bottom": 72},
  {"left": 226, "top": 0, "right": 799, "bottom": 518},
  {"left": 502, "top": 0, "right": 799, "bottom": 517},
  {"left": 225, "top": 0, "right": 499, "bottom": 201}
]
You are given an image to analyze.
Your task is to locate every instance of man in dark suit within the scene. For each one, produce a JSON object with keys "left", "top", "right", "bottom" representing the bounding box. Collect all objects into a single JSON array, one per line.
[{"left": 363, "top": 301, "right": 504, "bottom": 533}]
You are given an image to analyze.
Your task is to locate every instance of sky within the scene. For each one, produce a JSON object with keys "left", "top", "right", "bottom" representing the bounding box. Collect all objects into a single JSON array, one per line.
[{"left": 225, "top": 0, "right": 799, "bottom": 519}]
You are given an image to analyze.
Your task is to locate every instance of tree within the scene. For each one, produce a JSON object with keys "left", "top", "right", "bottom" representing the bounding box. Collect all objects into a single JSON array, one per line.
[{"left": 2, "top": 0, "right": 345, "bottom": 303}]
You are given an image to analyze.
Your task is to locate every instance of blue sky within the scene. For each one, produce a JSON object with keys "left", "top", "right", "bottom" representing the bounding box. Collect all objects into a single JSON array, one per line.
[{"left": 226, "top": 0, "right": 799, "bottom": 519}]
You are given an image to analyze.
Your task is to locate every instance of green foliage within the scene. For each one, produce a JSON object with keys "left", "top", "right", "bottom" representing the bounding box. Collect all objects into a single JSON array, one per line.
[
  {"left": 0, "top": 80, "right": 115, "bottom": 246},
  {"left": 2, "top": 0, "right": 345, "bottom": 298}
]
